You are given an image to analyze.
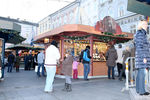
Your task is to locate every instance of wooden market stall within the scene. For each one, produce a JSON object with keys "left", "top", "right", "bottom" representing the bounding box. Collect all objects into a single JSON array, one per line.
[{"left": 34, "top": 16, "right": 133, "bottom": 78}]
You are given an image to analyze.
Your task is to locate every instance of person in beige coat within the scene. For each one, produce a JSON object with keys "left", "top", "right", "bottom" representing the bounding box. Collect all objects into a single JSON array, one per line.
[{"left": 61, "top": 52, "right": 74, "bottom": 92}]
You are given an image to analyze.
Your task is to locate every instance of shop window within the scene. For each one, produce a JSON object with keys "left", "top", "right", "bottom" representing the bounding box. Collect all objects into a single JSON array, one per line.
[{"left": 63, "top": 40, "right": 107, "bottom": 61}]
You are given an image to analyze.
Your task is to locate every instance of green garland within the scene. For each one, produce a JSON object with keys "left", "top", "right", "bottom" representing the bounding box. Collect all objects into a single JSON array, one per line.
[
  {"left": 0, "top": 28, "right": 19, "bottom": 34},
  {"left": 104, "top": 32, "right": 114, "bottom": 36},
  {"left": 62, "top": 35, "right": 91, "bottom": 40}
]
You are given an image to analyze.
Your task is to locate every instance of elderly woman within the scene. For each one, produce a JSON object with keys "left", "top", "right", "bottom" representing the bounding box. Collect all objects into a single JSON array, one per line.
[
  {"left": 134, "top": 20, "right": 150, "bottom": 95},
  {"left": 61, "top": 51, "right": 74, "bottom": 92}
]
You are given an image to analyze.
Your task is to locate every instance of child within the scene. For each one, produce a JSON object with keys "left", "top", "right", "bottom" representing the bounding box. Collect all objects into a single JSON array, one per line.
[
  {"left": 73, "top": 56, "right": 79, "bottom": 79},
  {"left": 61, "top": 52, "right": 74, "bottom": 92}
]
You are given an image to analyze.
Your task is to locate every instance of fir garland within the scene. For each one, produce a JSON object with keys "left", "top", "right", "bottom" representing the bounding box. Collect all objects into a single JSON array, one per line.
[
  {"left": 62, "top": 35, "right": 91, "bottom": 40},
  {"left": 0, "top": 28, "right": 19, "bottom": 34}
]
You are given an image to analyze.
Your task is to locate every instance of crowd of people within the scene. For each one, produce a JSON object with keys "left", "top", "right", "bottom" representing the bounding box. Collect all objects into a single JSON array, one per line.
[{"left": 0, "top": 20, "right": 150, "bottom": 96}]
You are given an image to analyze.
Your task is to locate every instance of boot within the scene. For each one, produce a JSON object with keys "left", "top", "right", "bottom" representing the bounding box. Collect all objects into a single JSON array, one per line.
[
  {"left": 66, "top": 84, "right": 72, "bottom": 92},
  {"left": 62, "top": 83, "right": 68, "bottom": 91}
]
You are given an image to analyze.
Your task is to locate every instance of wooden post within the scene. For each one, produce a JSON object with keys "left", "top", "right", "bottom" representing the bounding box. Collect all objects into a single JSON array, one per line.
[
  {"left": 90, "top": 36, "right": 93, "bottom": 76},
  {"left": 61, "top": 37, "right": 64, "bottom": 60}
]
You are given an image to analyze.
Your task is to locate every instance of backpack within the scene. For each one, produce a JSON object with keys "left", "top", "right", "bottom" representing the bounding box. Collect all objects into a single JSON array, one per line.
[{"left": 83, "top": 50, "right": 90, "bottom": 62}]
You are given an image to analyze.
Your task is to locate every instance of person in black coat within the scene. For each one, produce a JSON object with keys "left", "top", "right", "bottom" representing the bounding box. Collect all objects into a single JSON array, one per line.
[
  {"left": 7, "top": 52, "right": 15, "bottom": 72},
  {"left": 27, "top": 51, "right": 33, "bottom": 70},
  {"left": 79, "top": 46, "right": 91, "bottom": 81}
]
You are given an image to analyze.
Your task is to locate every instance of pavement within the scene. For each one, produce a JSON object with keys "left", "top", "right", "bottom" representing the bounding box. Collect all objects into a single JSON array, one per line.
[{"left": 0, "top": 69, "right": 130, "bottom": 100}]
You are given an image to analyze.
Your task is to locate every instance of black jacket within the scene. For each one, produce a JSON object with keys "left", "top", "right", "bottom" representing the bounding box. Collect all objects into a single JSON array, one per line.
[{"left": 79, "top": 49, "right": 91, "bottom": 64}]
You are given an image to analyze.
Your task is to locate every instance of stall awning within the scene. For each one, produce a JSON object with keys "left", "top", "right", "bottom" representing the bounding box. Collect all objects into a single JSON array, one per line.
[
  {"left": 34, "top": 24, "right": 133, "bottom": 44},
  {"left": 127, "top": 0, "right": 150, "bottom": 16}
]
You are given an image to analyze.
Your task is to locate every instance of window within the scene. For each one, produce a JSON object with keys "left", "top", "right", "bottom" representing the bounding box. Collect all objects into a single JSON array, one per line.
[{"left": 118, "top": 5, "right": 124, "bottom": 17}]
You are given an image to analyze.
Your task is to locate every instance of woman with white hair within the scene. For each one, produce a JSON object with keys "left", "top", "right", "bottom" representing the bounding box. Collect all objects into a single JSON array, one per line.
[{"left": 134, "top": 20, "right": 150, "bottom": 95}]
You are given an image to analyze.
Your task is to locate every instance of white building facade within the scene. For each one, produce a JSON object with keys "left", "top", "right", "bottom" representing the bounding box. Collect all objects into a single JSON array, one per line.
[
  {"left": 0, "top": 17, "right": 38, "bottom": 44},
  {"left": 38, "top": 0, "right": 148, "bottom": 35}
]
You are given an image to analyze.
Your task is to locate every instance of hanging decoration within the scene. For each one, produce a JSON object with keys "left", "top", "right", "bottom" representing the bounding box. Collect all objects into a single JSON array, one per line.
[{"left": 62, "top": 35, "right": 91, "bottom": 40}]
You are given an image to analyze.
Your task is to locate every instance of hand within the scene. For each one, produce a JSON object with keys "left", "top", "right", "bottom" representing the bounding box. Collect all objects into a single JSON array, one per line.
[{"left": 143, "top": 58, "right": 147, "bottom": 64}]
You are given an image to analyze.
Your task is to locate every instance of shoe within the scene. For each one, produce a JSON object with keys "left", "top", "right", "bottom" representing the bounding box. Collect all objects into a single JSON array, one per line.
[
  {"left": 140, "top": 92, "right": 149, "bottom": 95},
  {"left": 66, "top": 84, "right": 72, "bottom": 92},
  {"left": 43, "top": 75, "right": 46, "bottom": 77},
  {"left": 44, "top": 90, "right": 53, "bottom": 93},
  {"left": 84, "top": 79, "right": 89, "bottom": 81},
  {"left": 112, "top": 78, "right": 115, "bottom": 80},
  {"left": 119, "top": 78, "right": 123, "bottom": 81},
  {"left": 62, "top": 83, "right": 68, "bottom": 91},
  {"left": 108, "top": 77, "right": 111, "bottom": 79}
]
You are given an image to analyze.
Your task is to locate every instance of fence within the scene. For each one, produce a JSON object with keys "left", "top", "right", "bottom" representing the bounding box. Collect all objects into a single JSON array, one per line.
[{"left": 122, "top": 57, "right": 150, "bottom": 92}]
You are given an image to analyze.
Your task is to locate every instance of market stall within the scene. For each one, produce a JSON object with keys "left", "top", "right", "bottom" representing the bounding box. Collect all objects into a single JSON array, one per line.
[{"left": 34, "top": 16, "right": 133, "bottom": 78}]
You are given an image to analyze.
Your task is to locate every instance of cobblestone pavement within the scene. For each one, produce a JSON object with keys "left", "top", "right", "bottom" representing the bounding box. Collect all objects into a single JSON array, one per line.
[{"left": 0, "top": 69, "right": 130, "bottom": 100}]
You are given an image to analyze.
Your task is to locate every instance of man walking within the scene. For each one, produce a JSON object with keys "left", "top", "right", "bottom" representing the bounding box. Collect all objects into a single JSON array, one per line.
[
  {"left": 37, "top": 50, "right": 45, "bottom": 77},
  {"left": 80, "top": 46, "right": 91, "bottom": 81}
]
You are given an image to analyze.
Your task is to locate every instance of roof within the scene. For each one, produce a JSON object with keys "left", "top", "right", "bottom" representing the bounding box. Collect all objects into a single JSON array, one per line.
[
  {"left": 6, "top": 43, "right": 44, "bottom": 50},
  {"left": 34, "top": 24, "right": 133, "bottom": 43},
  {"left": 0, "top": 16, "right": 38, "bottom": 26},
  {"left": 0, "top": 28, "right": 25, "bottom": 44}
]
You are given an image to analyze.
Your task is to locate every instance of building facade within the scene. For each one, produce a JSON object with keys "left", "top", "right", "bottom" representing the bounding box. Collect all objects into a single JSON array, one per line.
[
  {"left": 38, "top": 0, "right": 149, "bottom": 36},
  {"left": 0, "top": 16, "right": 38, "bottom": 44}
]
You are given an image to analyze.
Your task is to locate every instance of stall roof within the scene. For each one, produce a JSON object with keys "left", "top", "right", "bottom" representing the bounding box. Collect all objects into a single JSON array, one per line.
[
  {"left": 0, "top": 20, "right": 25, "bottom": 44},
  {"left": 34, "top": 24, "right": 133, "bottom": 43},
  {"left": 6, "top": 44, "right": 44, "bottom": 50}
]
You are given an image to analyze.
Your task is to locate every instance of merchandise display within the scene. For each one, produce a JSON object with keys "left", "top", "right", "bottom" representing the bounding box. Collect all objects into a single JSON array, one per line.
[{"left": 64, "top": 40, "right": 107, "bottom": 61}]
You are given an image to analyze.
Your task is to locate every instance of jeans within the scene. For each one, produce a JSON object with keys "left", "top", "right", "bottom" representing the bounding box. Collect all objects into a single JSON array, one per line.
[
  {"left": 7, "top": 63, "right": 13, "bottom": 72},
  {"left": 37, "top": 63, "right": 45, "bottom": 76},
  {"left": 117, "top": 63, "right": 123, "bottom": 76},
  {"left": 108, "top": 66, "right": 115, "bottom": 78},
  {"left": 83, "top": 63, "right": 90, "bottom": 80},
  {"left": 136, "top": 68, "right": 146, "bottom": 94},
  {"left": 44, "top": 66, "right": 56, "bottom": 92}
]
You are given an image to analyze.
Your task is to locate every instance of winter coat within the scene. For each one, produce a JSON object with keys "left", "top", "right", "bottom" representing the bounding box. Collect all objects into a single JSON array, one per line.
[
  {"left": 37, "top": 52, "right": 44, "bottom": 64},
  {"left": 79, "top": 49, "right": 91, "bottom": 64},
  {"left": 61, "top": 55, "right": 74, "bottom": 76},
  {"left": 105, "top": 46, "right": 118, "bottom": 67},
  {"left": 134, "top": 29, "right": 150, "bottom": 68},
  {"left": 45, "top": 45, "right": 60, "bottom": 67},
  {"left": 8, "top": 53, "right": 15, "bottom": 64},
  {"left": 15, "top": 56, "right": 20, "bottom": 67},
  {"left": 122, "top": 50, "right": 131, "bottom": 64},
  {"left": 116, "top": 48, "right": 123, "bottom": 64}
]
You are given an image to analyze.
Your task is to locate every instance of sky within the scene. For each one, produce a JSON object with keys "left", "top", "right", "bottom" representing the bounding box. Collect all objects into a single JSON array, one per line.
[{"left": 0, "top": 0, "right": 75, "bottom": 23}]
